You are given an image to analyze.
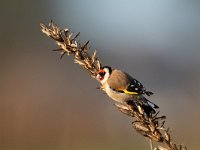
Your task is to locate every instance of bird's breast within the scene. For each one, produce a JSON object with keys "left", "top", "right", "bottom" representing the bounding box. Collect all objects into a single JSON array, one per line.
[{"left": 104, "top": 83, "right": 134, "bottom": 103}]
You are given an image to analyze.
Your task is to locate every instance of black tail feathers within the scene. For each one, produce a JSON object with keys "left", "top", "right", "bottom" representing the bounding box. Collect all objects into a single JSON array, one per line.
[
  {"left": 141, "top": 98, "right": 159, "bottom": 116},
  {"left": 126, "top": 98, "right": 159, "bottom": 117},
  {"left": 141, "top": 102, "right": 156, "bottom": 116},
  {"left": 145, "top": 91, "right": 154, "bottom": 96}
]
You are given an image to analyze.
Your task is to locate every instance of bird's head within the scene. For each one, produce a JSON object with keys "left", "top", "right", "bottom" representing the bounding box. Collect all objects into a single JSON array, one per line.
[{"left": 96, "top": 66, "right": 112, "bottom": 84}]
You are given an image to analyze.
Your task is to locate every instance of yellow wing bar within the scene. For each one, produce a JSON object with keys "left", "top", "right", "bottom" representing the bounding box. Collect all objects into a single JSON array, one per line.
[{"left": 118, "top": 89, "right": 139, "bottom": 95}]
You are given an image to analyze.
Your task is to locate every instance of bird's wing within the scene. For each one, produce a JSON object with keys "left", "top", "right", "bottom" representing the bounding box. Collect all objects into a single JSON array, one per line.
[
  {"left": 107, "top": 70, "right": 129, "bottom": 90},
  {"left": 126, "top": 78, "right": 147, "bottom": 94},
  {"left": 108, "top": 69, "right": 153, "bottom": 96}
]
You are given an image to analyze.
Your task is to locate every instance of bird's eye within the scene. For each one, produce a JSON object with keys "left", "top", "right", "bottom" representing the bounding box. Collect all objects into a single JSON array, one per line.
[{"left": 98, "top": 71, "right": 106, "bottom": 76}]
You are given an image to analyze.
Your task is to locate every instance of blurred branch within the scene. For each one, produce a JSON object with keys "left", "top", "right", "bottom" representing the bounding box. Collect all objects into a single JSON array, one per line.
[{"left": 40, "top": 21, "right": 187, "bottom": 150}]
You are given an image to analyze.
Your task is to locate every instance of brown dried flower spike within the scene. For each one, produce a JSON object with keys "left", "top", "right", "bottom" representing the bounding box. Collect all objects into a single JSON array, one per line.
[
  {"left": 40, "top": 21, "right": 101, "bottom": 78},
  {"left": 40, "top": 21, "right": 187, "bottom": 150}
]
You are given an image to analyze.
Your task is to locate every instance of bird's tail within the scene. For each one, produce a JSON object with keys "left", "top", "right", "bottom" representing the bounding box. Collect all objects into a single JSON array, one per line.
[
  {"left": 127, "top": 97, "right": 159, "bottom": 116},
  {"left": 140, "top": 97, "right": 159, "bottom": 116}
]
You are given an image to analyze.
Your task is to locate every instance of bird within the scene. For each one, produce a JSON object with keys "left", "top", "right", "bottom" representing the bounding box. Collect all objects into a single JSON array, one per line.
[{"left": 96, "top": 66, "right": 159, "bottom": 116}]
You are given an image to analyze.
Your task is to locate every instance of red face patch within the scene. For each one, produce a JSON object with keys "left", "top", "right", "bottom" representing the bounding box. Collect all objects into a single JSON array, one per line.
[{"left": 98, "top": 70, "right": 106, "bottom": 80}]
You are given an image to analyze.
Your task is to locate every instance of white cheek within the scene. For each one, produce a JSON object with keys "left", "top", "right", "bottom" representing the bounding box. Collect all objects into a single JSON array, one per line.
[
  {"left": 100, "top": 73, "right": 110, "bottom": 84},
  {"left": 101, "top": 77, "right": 107, "bottom": 84}
]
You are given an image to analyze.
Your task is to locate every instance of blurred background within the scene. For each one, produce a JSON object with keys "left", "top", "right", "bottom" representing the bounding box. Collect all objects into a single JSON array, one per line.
[{"left": 1, "top": 0, "right": 200, "bottom": 149}]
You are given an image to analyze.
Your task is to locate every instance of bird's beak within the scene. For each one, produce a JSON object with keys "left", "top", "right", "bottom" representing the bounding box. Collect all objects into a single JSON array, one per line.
[{"left": 96, "top": 74, "right": 101, "bottom": 80}]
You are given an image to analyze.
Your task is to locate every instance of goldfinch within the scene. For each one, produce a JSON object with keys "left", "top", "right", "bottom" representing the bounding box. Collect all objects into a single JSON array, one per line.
[{"left": 96, "top": 66, "right": 159, "bottom": 116}]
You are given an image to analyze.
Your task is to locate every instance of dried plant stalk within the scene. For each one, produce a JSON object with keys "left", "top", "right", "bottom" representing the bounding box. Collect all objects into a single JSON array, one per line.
[
  {"left": 115, "top": 103, "right": 187, "bottom": 150},
  {"left": 40, "top": 21, "right": 101, "bottom": 78},
  {"left": 40, "top": 21, "right": 187, "bottom": 150}
]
